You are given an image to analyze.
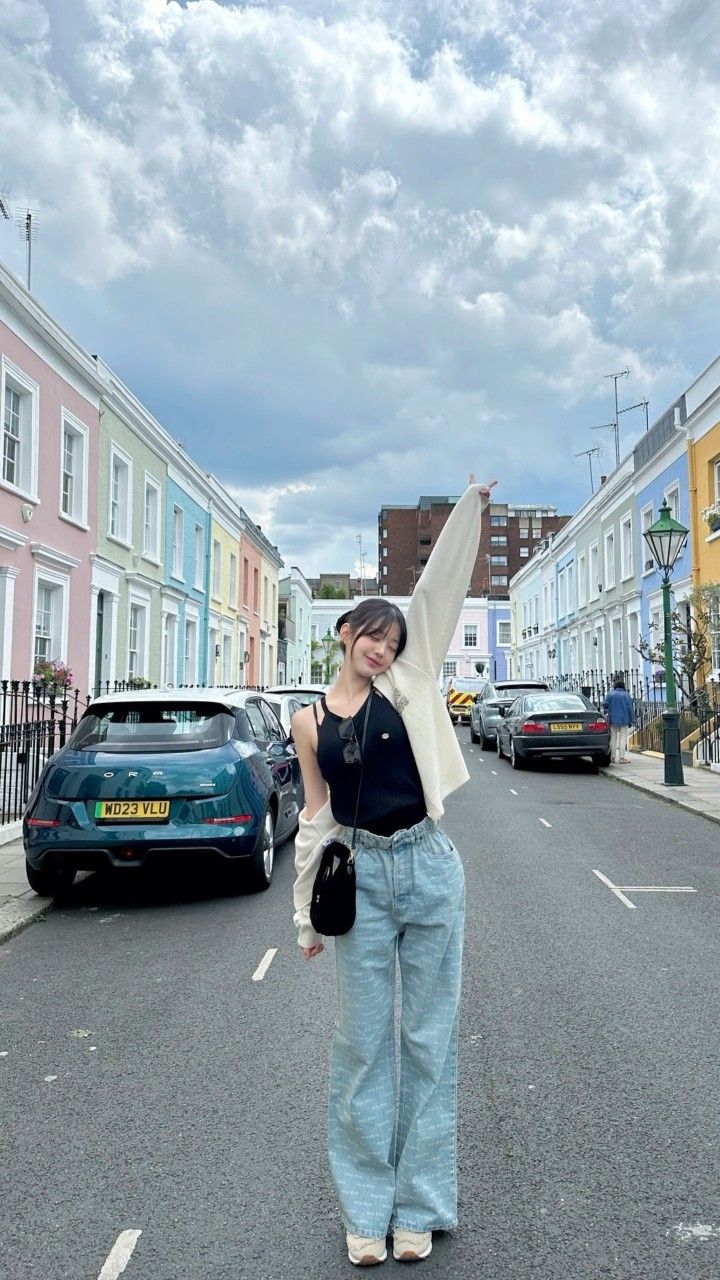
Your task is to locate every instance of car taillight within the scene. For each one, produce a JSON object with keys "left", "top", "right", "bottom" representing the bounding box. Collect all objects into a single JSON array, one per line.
[
  {"left": 201, "top": 814, "right": 252, "bottom": 825},
  {"left": 26, "top": 817, "right": 61, "bottom": 828},
  {"left": 522, "top": 721, "right": 546, "bottom": 734},
  {"left": 587, "top": 720, "right": 608, "bottom": 733}
]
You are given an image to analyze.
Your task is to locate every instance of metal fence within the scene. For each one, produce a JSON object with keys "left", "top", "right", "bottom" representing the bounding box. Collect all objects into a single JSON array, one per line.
[
  {"left": 545, "top": 669, "right": 720, "bottom": 761},
  {"left": 0, "top": 679, "right": 267, "bottom": 824}
]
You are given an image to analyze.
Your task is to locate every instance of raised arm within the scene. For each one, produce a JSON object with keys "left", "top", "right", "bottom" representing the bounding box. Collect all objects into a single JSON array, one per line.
[{"left": 402, "top": 479, "right": 496, "bottom": 676}]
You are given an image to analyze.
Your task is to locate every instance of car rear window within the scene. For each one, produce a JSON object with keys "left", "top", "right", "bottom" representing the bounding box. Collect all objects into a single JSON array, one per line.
[
  {"left": 69, "top": 702, "right": 236, "bottom": 753},
  {"left": 450, "top": 679, "right": 485, "bottom": 693},
  {"left": 524, "top": 694, "right": 588, "bottom": 714}
]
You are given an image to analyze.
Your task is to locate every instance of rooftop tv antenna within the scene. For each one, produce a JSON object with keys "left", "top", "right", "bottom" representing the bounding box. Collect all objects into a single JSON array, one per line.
[
  {"left": 15, "top": 208, "right": 38, "bottom": 291},
  {"left": 603, "top": 367, "right": 630, "bottom": 467},
  {"left": 0, "top": 185, "right": 11, "bottom": 221},
  {"left": 575, "top": 445, "right": 601, "bottom": 496},
  {"left": 356, "top": 533, "right": 366, "bottom": 595}
]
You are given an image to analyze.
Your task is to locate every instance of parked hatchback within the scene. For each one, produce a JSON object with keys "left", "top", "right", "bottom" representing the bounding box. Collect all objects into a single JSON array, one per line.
[
  {"left": 23, "top": 689, "right": 303, "bottom": 898},
  {"left": 471, "top": 680, "right": 550, "bottom": 746}
]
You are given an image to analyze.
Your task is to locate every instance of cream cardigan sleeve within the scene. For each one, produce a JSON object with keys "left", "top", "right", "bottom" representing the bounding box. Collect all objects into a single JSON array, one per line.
[{"left": 401, "top": 484, "right": 485, "bottom": 677}]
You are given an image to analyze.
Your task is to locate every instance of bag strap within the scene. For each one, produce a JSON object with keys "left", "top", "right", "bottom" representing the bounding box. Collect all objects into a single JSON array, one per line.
[{"left": 349, "top": 691, "right": 373, "bottom": 857}]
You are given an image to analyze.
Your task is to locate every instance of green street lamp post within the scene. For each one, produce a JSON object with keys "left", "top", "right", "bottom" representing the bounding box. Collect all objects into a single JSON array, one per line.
[
  {"left": 642, "top": 498, "right": 689, "bottom": 786},
  {"left": 321, "top": 628, "right": 337, "bottom": 685}
]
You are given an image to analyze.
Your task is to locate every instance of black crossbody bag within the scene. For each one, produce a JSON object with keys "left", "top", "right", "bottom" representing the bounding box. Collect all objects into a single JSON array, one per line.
[{"left": 310, "top": 693, "right": 372, "bottom": 938}]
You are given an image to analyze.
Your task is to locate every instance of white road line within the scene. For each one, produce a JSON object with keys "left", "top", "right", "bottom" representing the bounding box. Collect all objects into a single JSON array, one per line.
[
  {"left": 616, "top": 885, "right": 697, "bottom": 893},
  {"left": 97, "top": 1231, "right": 142, "bottom": 1280},
  {"left": 252, "top": 948, "right": 278, "bottom": 982},
  {"left": 509, "top": 788, "right": 518, "bottom": 796},
  {"left": 490, "top": 769, "right": 498, "bottom": 776},
  {"left": 539, "top": 818, "right": 552, "bottom": 828},
  {"left": 592, "top": 870, "right": 637, "bottom": 910}
]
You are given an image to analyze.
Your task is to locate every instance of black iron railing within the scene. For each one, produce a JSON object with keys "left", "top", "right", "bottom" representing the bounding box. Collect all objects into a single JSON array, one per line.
[{"left": 0, "top": 679, "right": 268, "bottom": 823}]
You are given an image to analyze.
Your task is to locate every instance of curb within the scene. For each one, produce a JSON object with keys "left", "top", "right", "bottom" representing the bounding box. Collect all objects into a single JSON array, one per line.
[
  {"left": 600, "top": 767, "right": 720, "bottom": 829},
  {"left": 0, "top": 893, "right": 52, "bottom": 947}
]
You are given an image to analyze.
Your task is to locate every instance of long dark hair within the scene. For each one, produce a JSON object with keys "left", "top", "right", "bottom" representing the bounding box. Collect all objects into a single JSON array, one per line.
[{"left": 336, "top": 599, "right": 407, "bottom": 659}]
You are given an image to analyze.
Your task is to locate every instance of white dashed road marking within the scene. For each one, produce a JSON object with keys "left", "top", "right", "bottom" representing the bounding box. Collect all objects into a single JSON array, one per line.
[
  {"left": 539, "top": 818, "right": 552, "bottom": 828},
  {"left": 252, "top": 948, "right": 278, "bottom": 982},
  {"left": 509, "top": 788, "right": 518, "bottom": 796},
  {"left": 490, "top": 769, "right": 497, "bottom": 776},
  {"left": 97, "top": 1230, "right": 142, "bottom": 1279}
]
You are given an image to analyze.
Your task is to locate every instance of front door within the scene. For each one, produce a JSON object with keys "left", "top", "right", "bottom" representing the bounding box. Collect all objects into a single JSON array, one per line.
[{"left": 94, "top": 593, "right": 105, "bottom": 694}]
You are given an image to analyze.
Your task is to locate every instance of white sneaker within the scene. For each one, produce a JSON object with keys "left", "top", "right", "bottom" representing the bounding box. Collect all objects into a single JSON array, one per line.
[
  {"left": 346, "top": 1233, "right": 387, "bottom": 1266},
  {"left": 393, "top": 1228, "right": 433, "bottom": 1261}
]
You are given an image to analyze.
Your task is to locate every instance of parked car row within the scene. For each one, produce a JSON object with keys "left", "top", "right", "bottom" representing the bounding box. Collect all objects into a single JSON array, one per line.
[{"left": 23, "top": 684, "right": 326, "bottom": 899}]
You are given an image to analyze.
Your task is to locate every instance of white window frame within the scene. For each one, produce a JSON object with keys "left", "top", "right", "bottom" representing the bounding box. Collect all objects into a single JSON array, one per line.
[
  {"left": 567, "top": 563, "right": 575, "bottom": 613},
  {"left": 442, "top": 659, "right": 457, "bottom": 681},
  {"left": 59, "top": 409, "right": 88, "bottom": 527},
  {"left": 184, "top": 613, "right": 199, "bottom": 684},
  {"left": 463, "top": 623, "right": 477, "bottom": 647},
  {"left": 31, "top": 567, "right": 69, "bottom": 673},
  {"left": 127, "top": 599, "right": 149, "bottom": 681},
  {"left": 620, "top": 512, "right": 633, "bottom": 581},
  {"left": 577, "top": 552, "right": 587, "bottom": 606},
  {"left": 108, "top": 443, "right": 133, "bottom": 546},
  {"left": 142, "top": 473, "right": 162, "bottom": 562},
  {"left": 222, "top": 632, "right": 232, "bottom": 684},
  {"left": 491, "top": 574, "right": 508, "bottom": 587},
  {"left": 664, "top": 482, "right": 680, "bottom": 523},
  {"left": 604, "top": 528, "right": 615, "bottom": 591},
  {"left": 229, "top": 553, "right": 238, "bottom": 608},
  {"left": 193, "top": 523, "right": 204, "bottom": 589},
  {"left": 641, "top": 503, "right": 655, "bottom": 574},
  {"left": 212, "top": 539, "right": 222, "bottom": 598},
  {"left": 171, "top": 506, "right": 184, "bottom": 580},
  {"left": 588, "top": 541, "right": 599, "bottom": 601},
  {"left": 490, "top": 555, "right": 507, "bottom": 566},
  {"left": 161, "top": 607, "right": 178, "bottom": 686},
  {"left": 520, "top": 547, "right": 529, "bottom": 558},
  {"left": 1, "top": 356, "right": 39, "bottom": 500},
  {"left": 714, "top": 459, "right": 720, "bottom": 505},
  {"left": 497, "top": 619, "right": 511, "bottom": 647}
]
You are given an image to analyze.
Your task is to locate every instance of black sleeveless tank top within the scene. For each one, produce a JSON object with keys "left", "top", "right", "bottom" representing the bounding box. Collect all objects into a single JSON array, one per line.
[{"left": 315, "top": 689, "right": 426, "bottom": 837}]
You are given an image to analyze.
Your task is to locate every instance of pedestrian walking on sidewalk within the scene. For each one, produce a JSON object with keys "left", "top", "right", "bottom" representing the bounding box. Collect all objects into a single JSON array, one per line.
[
  {"left": 292, "top": 476, "right": 495, "bottom": 1268},
  {"left": 602, "top": 676, "right": 635, "bottom": 763}
]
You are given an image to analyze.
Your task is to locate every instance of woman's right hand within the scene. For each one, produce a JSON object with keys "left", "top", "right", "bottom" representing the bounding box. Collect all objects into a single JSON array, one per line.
[{"left": 302, "top": 943, "right": 325, "bottom": 959}]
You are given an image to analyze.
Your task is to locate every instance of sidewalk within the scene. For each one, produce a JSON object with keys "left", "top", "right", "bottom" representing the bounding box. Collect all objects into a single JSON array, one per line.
[
  {"left": 0, "top": 838, "right": 51, "bottom": 944},
  {"left": 1, "top": 753, "right": 719, "bottom": 946}
]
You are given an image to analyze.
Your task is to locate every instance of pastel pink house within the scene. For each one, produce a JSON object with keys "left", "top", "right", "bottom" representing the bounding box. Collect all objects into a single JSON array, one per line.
[{"left": 0, "top": 265, "right": 103, "bottom": 689}]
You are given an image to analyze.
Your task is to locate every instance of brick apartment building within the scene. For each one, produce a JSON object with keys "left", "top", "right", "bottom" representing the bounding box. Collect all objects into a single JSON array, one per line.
[{"left": 378, "top": 497, "right": 571, "bottom": 597}]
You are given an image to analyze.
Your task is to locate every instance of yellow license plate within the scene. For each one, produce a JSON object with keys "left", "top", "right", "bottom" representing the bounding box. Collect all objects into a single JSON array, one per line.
[
  {"left": 95, "top": 800, "right": 170, "bottom": 822},
  {"left": 550, "top": 722, "right": 583, "bottom": 733}
]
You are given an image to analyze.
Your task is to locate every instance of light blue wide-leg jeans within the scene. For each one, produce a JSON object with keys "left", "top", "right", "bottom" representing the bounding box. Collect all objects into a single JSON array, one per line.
[{"left": 328, "top": 817, "right": 465, "bottom": 1237}]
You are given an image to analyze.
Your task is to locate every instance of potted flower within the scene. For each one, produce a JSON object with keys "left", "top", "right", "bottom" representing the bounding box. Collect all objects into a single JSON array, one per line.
[
  {"left": 32, "top": 658, "right": 74, "bottom": 689},
  {"left": 701, "top": 502, "right": 720, "bottom": 533}
]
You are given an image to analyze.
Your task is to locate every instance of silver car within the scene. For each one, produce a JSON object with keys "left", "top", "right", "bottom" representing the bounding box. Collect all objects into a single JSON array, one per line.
[{"left": 470, "top": 680, "right": 550, "bottom": 747}]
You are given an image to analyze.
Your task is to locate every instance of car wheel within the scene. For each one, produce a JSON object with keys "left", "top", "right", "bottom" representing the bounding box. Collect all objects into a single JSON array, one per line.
[
  {"left": 510, "top": 739, "right": 526, "bottom": 770},
  {"left": 496, "top": 733, "right": 504, "bottom": 760},
  {"left": 597, "top": 751, "right": 612, "bottom": 767},
  {"left": 25, "top": 860, "right": 76, "bottom": 898},
  {"left": 247, "top": 807, "right": 275, "bottom": 892},
  {"left": 480, "top": 728, "right": 492, "bottom": 750}
]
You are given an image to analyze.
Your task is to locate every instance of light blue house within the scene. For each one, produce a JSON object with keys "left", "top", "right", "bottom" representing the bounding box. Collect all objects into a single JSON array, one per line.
[{"left": 163, "top": 466, "right": 211, "bottom": 685}]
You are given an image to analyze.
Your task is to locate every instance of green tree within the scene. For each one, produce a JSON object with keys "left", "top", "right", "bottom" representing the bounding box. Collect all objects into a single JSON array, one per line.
[{"left": 317, "top": 583, "right": 346, "bottom": 599}]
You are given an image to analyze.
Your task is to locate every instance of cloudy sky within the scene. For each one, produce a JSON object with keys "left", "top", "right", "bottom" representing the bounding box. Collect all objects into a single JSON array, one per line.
[{"left": 2, "top": 0, "right": 719, "bottom": 576}]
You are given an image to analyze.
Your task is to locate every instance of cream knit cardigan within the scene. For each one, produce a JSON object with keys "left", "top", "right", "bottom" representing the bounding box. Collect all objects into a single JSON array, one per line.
[{"left": 292, "top": 482, "right": 485, "bottom": 949}]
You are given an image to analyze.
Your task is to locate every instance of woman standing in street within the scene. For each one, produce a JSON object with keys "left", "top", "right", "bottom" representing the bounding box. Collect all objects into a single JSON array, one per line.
[{"left": 292, "top": 477, "right": 495, "bottom": 1267}]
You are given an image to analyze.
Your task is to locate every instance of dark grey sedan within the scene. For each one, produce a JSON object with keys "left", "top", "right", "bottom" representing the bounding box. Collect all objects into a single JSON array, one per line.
[
  {"left": 495, "top": 692, "right": 611, "bottom": 771},
  {"left": 470, "top": 679, "right": 550, "bottom": 747}
]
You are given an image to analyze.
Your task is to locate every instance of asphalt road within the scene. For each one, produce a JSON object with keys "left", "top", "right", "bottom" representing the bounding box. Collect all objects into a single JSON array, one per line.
[{"left": 2, "top": 731, "right": 719, "bottom": 1280}]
